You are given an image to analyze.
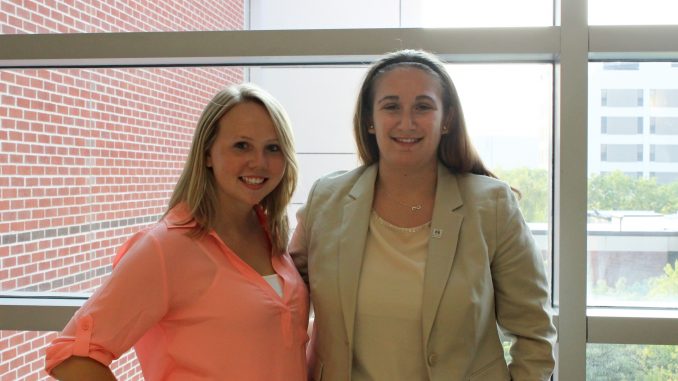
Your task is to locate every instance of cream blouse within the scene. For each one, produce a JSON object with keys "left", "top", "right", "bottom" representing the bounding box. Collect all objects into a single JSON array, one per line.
[{"left": 352, "top": 210, "right": 431, "bottom": 381}]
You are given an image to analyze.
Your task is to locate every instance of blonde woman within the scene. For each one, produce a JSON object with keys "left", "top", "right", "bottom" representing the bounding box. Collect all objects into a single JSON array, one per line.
[{"left": 46, "top": 84, "right": 309, "bottom": 380}]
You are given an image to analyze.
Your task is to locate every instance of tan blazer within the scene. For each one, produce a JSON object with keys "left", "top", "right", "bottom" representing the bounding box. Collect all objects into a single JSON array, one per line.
[{"left": 290, "top": 164, "right": 556, "bottom": 381}]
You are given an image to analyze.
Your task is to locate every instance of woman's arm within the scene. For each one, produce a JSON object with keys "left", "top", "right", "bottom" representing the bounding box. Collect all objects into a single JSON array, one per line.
[
  {"left": 51, "top": 356, "right": 117, "bottom": 381},
  {"left": 492, "top": 185, "right": 557, "bottom": 380},
  {"left": 45, "top": 229, "right": 170, "bottom": 377}
]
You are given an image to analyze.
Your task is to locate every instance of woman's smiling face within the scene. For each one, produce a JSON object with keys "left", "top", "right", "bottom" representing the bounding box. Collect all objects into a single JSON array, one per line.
[
  {"left": 206, "top": 101, "right": 286, "bottom": 209},
  {"left": 370, "top": 66, "right": 447, "bottom": 171}
]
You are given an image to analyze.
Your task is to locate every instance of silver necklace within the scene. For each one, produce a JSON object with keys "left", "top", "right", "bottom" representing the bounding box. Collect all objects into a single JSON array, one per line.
[{"left": 381, "top": 188, "right": 423, "bottom": 212}]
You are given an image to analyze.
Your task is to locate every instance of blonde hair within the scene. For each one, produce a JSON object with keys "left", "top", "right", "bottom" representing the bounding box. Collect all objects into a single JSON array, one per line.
[
  {"left": 353, "top": 49, "right": 497, "bottom": 178},
  {"left": 166, "top": 84, "right": 298, "bottom": 252}
]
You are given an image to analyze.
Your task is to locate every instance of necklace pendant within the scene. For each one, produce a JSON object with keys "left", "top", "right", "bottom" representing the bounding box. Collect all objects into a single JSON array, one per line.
[{"left": 411, "top": 205, "right": 422, "bottom": 211}]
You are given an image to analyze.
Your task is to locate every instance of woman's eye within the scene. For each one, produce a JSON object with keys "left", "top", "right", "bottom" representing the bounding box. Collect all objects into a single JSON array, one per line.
[
  {"left": 266, "top": 144, "right": 281, "bottom": 153},
  {"left": 234, "top": 141, "right": 249, "bottom": 150},
  {"left": 415, "top": 103, "right": 434, "bottom": 111},
  {"left": 382, "top": 103, "right": 399, "bottom": 111}
]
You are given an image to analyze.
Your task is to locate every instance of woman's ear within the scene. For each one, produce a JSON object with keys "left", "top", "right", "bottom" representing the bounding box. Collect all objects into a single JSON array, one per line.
[{"left": 442, "top": 112, "right": 454, "bottom": 134}]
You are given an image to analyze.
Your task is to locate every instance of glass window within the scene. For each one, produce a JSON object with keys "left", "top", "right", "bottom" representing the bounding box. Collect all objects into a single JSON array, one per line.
[
  {"left": 0, "top": 66, "right": 243, "bottom": 294},
  {"left": 1, "top": 64, "right": 553, "bottom": 291},
  {"left": 601, "top": 89, "right": 643, "bottom": 107},
  {"left": 248, "top": 0, "right": 553, "bottom": 29},
  {"left": 650, "top": 172, "right": 678, "bottom": 184},
  {"left": 651, "top": 89, "right": 678, "bottom": 108},
  {"left": 603, "top": 62, "right": 640, "bottom": 71},
  {"left": 601, "top": 117, "right": 642, "bottom": 135},
  {"left": 1, "top": 62, "right": 552, "bottom": 380},
  {"left": 650, "top": 145, "right": 678, "bottom": 162},
  {"left": 651, "top": 117, "right": 678, "bottom": 135},
  {"left": 587, "top": 344, "right": 678, "bottom": 380},
  {"left": 600, "top": 144, "right": 643, "bottom": 162},
  {"left": 588, "top": 61, "right": 678, "bottom": 309},
  {"left": 589, "top": 0, "right": 678, "bottom": 25},
  {"left": 0, "top": 1, "right": 244, "bottom": 34}
]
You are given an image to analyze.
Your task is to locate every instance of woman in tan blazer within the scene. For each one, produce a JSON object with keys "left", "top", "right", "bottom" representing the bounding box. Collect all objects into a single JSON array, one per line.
[{"left": 290, "top": 49, "right": 556, "bottom": 381}]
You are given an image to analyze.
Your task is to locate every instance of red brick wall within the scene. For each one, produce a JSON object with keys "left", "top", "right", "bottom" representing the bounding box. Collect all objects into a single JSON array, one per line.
[{"left": 1, "top": 1, "right": 244, "bottom": 380}]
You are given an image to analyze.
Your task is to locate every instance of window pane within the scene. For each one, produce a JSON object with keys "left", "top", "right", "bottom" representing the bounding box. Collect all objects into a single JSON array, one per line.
[
  {"left": 1, "top": 67, "right": 243, "bottom": 293},
  {"left": 651, "top": 89, "right": 678, "bottom": 108},
  {"left": 251, "top": 64, "right": 553, "bottom": 286},
  {"left": 587, "top": 344, "right": 678, "bottom": 380},
  {"left": 2, "top": 62, "right": 553, "bottom": 377},
  {"left": 601, "top": 117, "right": 642, "bottom": 135},
  {"left": 249, "top": 0, "right": 553, "bottom": 29},
  {"left": 0, "top": 330, "right": 141, "bottom": 380},
  {"left": 601, "top": 89, "right": 643, "bottom": 107},
  {"left": 588, "top": 62, "right": 678, "bottom": 309},
  {"left": 651, "top": 117, "right": 678, "bottom": 135},
  {"left": 589, "top": 0, "right": 678, "bottom": 25},
  {"left": 2, "top": 64, "right": 552, "bottom": 294},
  {"left": 0, "top": 0, "right": 244, "bottom": 34}
]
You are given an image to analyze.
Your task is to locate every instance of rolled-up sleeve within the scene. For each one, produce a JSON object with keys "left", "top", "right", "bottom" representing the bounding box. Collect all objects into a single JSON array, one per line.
[{"left": 45, "top": 229, "right": 169, "bottom": 375}]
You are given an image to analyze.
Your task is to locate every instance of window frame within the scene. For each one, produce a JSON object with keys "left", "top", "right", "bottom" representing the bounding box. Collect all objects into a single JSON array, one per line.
[{"left": 2, "top": 2, "right": 678, "bottom": 380}]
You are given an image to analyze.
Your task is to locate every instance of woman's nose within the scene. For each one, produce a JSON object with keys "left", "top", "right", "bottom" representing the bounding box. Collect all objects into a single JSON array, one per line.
[
  {"left": 400, "top": 110, "right": 415, "bottom": 129},
  {"left": 247, "top": 150, "right": 267, "bottom": 168}
]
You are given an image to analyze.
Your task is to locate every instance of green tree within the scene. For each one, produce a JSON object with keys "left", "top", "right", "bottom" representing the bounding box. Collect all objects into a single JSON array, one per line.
[
  {"left": 493, "top": 168, "right": 678, "bottom": 225},
  {"left": 495, "top": 167, "right": 549, "bottom": 223},
  {"left": 587, "top": 344, "right": 644, "bottom": 380},
  {"left": 588, "top": 171, "right": 678, "bottom": 214},
  {"left": 648, "top": 260, "right": 678, "bottom": 300}
]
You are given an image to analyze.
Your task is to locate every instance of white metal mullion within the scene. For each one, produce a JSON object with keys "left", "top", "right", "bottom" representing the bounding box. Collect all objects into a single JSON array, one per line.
[
  {"left": 0, "top": 27, "right": 559, "bottom": 67},
  {"left": 0, "top": 298, "right": 83, "bottom": 331},
  {"left": 588, "top": 309, "right": 678, "bottom": 345},
  {"left": 589, "top": 25, "right": 678, "bottom": 60},
  {"left": 554, "top": 0, "right": 589, "bottom": 379}
]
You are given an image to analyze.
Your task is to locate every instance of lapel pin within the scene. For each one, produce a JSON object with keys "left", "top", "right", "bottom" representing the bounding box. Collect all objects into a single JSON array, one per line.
[{"left": 432, "top": 228, "right": 443, "bottom": 238}]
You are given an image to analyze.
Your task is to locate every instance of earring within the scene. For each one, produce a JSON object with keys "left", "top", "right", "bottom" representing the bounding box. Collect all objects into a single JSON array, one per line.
[
  {"left": 368, "top": 125, "right": 374, "bottom": 130},
  {"left": 442, "top": 125, "right": 448, "bottom": 132}
]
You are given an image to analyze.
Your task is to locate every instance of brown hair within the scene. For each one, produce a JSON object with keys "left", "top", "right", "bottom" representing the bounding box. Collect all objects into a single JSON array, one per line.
[{"left": 353, "top": 49, "right": 497, "bottom": 178}]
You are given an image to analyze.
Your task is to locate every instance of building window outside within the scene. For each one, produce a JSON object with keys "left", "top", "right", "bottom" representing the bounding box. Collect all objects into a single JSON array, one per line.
[
  {"left": 651, "top": 117, "right": 678, "bottom": 135},
  {"left": 601, "top": 89, "right": 644, "bottom": 107},
  {"left": 603, "top": 62, "right": 640, "bottom": 71},
  {"left": 601, "top": 116, "right": 643, "bottom": 134},
  {"left": 651, "top": 89, "right": 678, "bottom": 107},
  {"left": 650, "top": 145, "right": 678, "bottom": 162},
  {"left": 600, "top": 144, "right": 643, "bottom": 162},
  {"left": 650, "top": 172, "right": 678, "bottom": 184}
]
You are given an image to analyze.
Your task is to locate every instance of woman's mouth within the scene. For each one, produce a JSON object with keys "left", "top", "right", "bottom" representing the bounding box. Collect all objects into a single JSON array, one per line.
[
  {"left": 392, "top": 137, "right": 422, "bottom": 144},
  {"left": 240, "top": 176, "right": 266, "bottom": 188}
]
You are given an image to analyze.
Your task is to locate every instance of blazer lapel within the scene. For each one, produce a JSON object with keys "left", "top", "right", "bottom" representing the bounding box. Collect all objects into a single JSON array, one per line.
[
  {"left": 338, "top": 165, "right": 377, "bottom": 351},
  {"left": 422, "top": 165, "right": 464, "bottom": 345}
]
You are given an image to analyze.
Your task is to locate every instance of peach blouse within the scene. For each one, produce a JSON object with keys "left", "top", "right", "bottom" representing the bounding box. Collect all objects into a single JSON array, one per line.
[{"left": 45, "top": 204, "right": 309, "bottom": 380}]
